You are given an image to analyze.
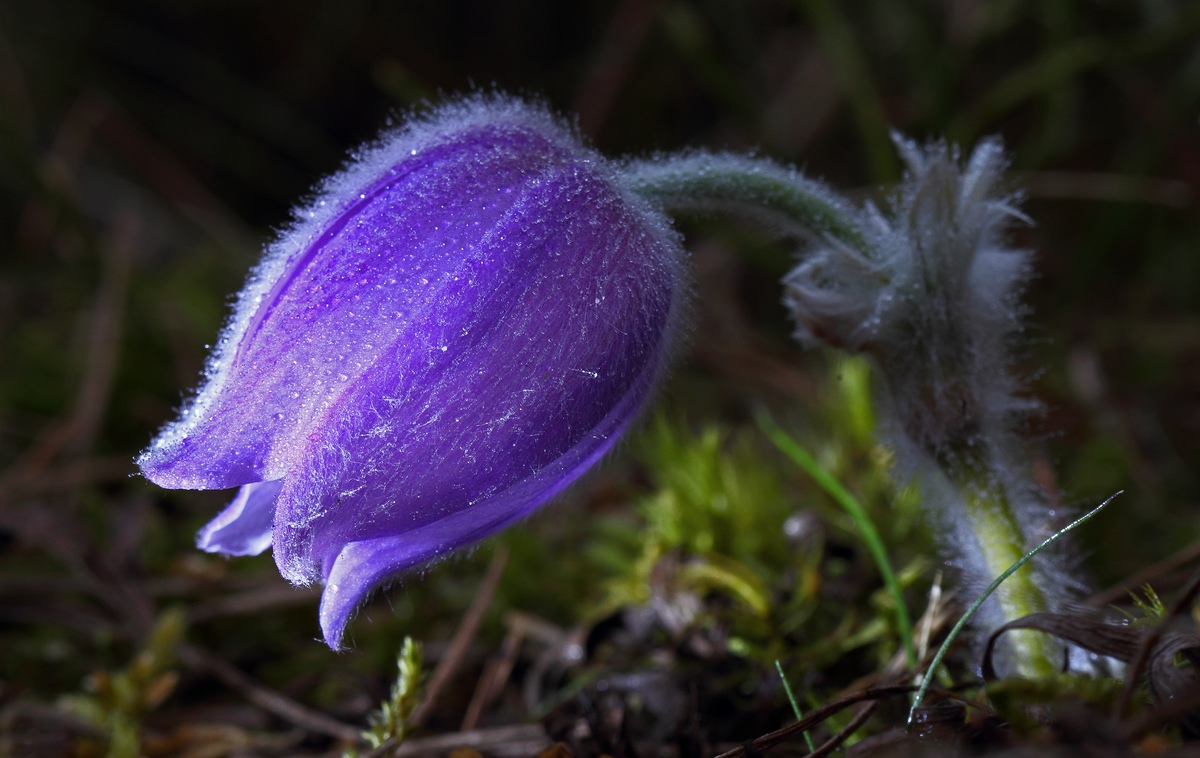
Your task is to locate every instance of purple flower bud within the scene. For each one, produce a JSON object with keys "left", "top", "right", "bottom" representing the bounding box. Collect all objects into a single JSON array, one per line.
[{"left": 138, "top": 96, "right": 687, "bottom": 649}]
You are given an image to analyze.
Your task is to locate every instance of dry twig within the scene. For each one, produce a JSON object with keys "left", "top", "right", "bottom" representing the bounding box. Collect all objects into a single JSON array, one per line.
[
  {"left": 176, "top": 643, "right": 360, "bottom": 743},
  {"left": 409, "top": 545, "right": 510, "bottom": 727},
  {"left": 713, "top": 684, "right": 916, "bottom": 758}
]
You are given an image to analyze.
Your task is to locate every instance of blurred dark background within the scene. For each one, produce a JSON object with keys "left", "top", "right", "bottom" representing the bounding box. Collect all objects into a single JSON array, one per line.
[{"left": 3, "top": 0, "right": 1200, "bottom": 752}]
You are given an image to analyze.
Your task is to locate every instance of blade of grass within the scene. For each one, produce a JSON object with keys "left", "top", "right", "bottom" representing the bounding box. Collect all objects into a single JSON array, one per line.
[
  {"left": 906, "top": 491, "right": 1120, "bottom": 729},
  {"left": 756, "top": 410, "right": 916, "bottom": 668},
  {"left": 775, "top": 659, "right": 816, "bottom": 752}
]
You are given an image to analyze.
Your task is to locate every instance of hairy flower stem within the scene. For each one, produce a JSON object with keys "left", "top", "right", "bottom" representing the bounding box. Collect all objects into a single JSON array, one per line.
[
  {"left": 620, "top": 155, "right": 870, "bottom": 252},
  {"left": 956, "top": 472, "right": 1058, "bottom": 677},
  {"left": 624, "top": 148, "right": 1068, "bottom": 677}
]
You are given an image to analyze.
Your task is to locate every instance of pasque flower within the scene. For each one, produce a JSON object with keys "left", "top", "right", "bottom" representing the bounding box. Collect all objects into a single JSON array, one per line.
[
  {"left": 142, "top": 90, "right": 1091, "bottom": 675},
  {"left": 139, "top": 96, "right": 687, "bottom": 649}
]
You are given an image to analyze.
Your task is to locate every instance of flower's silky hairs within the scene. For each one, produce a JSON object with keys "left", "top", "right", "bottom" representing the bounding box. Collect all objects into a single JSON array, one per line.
[
  {"left": 784, "top": 137, "right": 1080, "bottom": 676},
  {"left": 139, "top": 96, "right": 688, "bottom": 649},
  {"left": 785, "top": 137, "right": 1033, "bottom": 469}
]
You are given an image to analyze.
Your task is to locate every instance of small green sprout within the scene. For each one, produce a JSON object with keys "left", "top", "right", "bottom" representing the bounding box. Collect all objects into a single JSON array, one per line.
[{"left": 359, "top": 637, "right": 425, "bottom": 752}]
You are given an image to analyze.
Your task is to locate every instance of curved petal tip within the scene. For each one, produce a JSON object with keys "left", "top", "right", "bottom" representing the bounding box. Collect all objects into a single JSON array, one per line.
[
  {"left": 197, "top": 480, "right": 283, "bottom": 556},
  {"left": 318, "top": 534, "right": 451, "bottom": 650}
]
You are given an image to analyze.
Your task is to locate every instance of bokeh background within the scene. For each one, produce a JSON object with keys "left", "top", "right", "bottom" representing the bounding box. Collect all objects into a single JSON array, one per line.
[{"left": 3, "top": 1, "right": 1200, "bottom": 755}]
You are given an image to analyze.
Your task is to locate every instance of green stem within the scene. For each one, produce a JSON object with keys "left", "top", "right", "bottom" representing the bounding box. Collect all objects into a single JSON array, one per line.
[
  {"left": 957, "top": 474, "right": 1058, "bottom": 678},
  {"left": 620, "top": 154, "right": 870, "bottom": 252}
]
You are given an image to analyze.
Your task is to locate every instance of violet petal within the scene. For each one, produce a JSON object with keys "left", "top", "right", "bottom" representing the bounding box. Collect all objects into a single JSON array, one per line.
[
  {"left": 138, "top": 95, "right": 687, "bottom": 648},
  {"left": 196, "top": 479, "right": 283, "bottom": 556}
]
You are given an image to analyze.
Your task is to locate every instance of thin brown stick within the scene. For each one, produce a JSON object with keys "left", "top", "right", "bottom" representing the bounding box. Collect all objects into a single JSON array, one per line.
[
  {"left": 186, "top": 583, "right": 318, "bottom": 623},
  {"left": 461, "top": 615, "right": 527, "bottom": 730},
  {"left": 82, "top": 96, "right": 251, "bottom": 249},
  {"left": 571, "top": 0, "right": 663, "bottom": 138},
  {"left": 409, "top": 545, "right": 510, "bottom": 727},
  {"left": 713, "top": 685, "right": 916, "bottom": 758},
  {"left": 807, "top": 701, "right": 878, "bottom": 758},
  {"left": 1019, "top": 170, "right": 1193, "bottom": 208},
  {"left": 0, "top": 207, "right": 136, "bottom": 565},
  {"left": 0, "top": 501, "right": 129, "bottom": 626},
  {"left": 0, "top": 213, "right": 135, "bottom": 500},
  {"left": 0, "top": 456, "right": 131, "bottom": 506},
  {"left": 67, "top": 213, "right": 136, "bottom": 456},
  {"left": 0, "top": 22, "right": 34, "bottom": 139},
  {"left": 0, "top": 603, "right": 119, "bottom": 636},
  {"left": 368, "top": 723, "right": 550, "bottom": 758},
  {"left": 177, "top": 643, "right": 360, "bottom": 743}
]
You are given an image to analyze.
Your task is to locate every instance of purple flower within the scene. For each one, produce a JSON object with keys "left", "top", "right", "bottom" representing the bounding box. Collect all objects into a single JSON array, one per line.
[{"left": 138, "top": 96, "right": 687, "bottom": 649}]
